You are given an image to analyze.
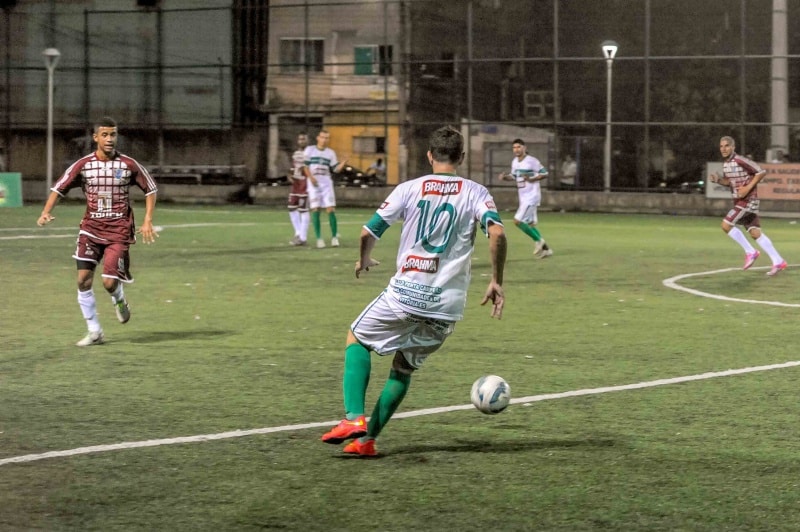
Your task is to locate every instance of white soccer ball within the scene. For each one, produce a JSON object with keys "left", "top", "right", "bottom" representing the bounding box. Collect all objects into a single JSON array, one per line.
[{"left": 470, "top": 375, "right": 511, "bottom": 415}]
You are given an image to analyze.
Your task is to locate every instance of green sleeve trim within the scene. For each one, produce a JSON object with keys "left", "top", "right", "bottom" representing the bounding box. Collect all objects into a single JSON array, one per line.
[
  {"left": 365, "top": 212, "right": 390, "bottom": 238},
  {"left": 480, "top": 211, "right": 503, "bottom": 235}
]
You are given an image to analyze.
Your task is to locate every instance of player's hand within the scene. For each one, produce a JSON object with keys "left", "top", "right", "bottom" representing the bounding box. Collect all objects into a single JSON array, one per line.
[
  {"left": 480, "top": 281, "right": 504, "bottom": 319},
  {"left": 355, "top": 257, "right": 380, "bottom": 278},
  {"left": 709, "top": 173, "right": 719, "bottom": 183},
  {"left": 137, "top": 221, "right": 159, "bottom": 244},
  {"left": 37, "top": 213, "right": 54, "bottom": 226}
]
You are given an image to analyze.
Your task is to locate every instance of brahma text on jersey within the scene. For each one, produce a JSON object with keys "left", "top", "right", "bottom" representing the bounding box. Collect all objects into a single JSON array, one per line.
[
  {"left": 401, "top": 255, "right": 440, "bottom": 273},
  {"left": 422, "top": 180, "right": 462, "bottom": 196}
]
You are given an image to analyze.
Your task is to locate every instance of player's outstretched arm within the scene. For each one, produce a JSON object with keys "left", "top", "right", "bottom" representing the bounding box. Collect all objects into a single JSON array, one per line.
[
  {"left": 480, "top": 222, "right": 507, "bottom": 319},
  {"left": 136, "top": 193, "right": 159, "bottom": 244},
  {"left": 355, "top": 228, "right": 380, "bottom": 278},
  {"left": 37, "top": 191, "right": 61, "bottom": 226}
]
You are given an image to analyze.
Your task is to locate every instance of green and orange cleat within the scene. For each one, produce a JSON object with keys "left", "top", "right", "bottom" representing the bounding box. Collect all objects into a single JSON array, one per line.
[
  {"left": 321, "top": 415, "right": 367, "bottom": 444},
  {"left": 343, "top": 438, "right": 377, "bottom": 457}
]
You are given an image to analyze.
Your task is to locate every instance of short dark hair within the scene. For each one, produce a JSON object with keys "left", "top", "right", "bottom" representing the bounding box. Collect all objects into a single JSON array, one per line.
[
  {"left": 94, "top": 116, "right": 117, "bottom": 131},
  {"left": 512, "top": 138, "right": 525, "bottom": 146},
  {"left": 429, "top": 126, "right": 464, "bottom": 164}
]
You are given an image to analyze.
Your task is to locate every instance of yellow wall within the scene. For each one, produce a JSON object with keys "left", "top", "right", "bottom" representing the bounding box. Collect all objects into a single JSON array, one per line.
[{"left": 324, "top": 122, "right": 400, "bottom": 185}]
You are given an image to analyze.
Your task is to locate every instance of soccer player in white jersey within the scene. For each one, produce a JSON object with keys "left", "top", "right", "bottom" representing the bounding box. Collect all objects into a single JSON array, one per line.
[
  {"left": 321, "top": 126, "right": 507, "bottom": 457},
  {"left": 498, "top": 138, "right": 552, "bottom": 257},
  {"left": 303, "top": 129, "right": 348, "bottom": 248},
  {"left": 709, "top": 135, "right": 787, "bottom": 276},
  {"left": 36, "top": 117, "right": 158, "bottom": 346},
  {"left": 287, "top": 133, "right": 309, "bottom": 246}
]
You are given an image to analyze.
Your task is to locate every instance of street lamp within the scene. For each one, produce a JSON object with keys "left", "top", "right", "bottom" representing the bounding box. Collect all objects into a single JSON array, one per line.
[
  {"left": 601, "top": 40, "right": 618, "bottom": 193},
  {"left": 43, "top": 47, "right": 60, "bottom": 193}
]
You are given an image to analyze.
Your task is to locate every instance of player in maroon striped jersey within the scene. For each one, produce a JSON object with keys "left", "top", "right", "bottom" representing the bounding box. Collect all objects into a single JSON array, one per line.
[
  {"left": 709, "top": 136, "right": 787, "bottom": 276},
  {"left": 36, "top": 117, "right": 158, "bottom": 346},
  {"left": 287, "top": 132, "right": 309, "bottom": 246}
]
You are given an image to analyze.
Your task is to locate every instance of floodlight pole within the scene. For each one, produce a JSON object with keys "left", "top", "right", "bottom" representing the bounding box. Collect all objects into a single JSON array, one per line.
[
  {"left": 602, "top": 40, "right": 618, "bottom": 193},
  {"left": 43, "top": 47, "right": 60, "bottom": 193}
]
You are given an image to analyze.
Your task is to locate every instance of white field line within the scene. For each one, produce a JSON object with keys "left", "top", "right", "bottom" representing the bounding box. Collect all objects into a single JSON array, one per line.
[
  {"left": 663, "top": 266, "right": 800, "bottom": 307},
  {"left": 0, "top": 220, "right": 366, "bottom": 240},
  {"left": 2, "top": 360, "right": 799, "bottom": 467},
  {"left": 0, "top": 222, "right": 258, "bottom": 240}
]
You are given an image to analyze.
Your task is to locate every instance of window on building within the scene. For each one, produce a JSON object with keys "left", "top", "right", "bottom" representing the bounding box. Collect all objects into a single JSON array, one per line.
[
  {"left": 354, "top": 45, "right": 393, "bottom": 76},
  {"left": 417, "top": 51, "right": 456, "bottom": 79},
  {"left": 353, "top": 136, "right": 386, "bottom": 154},
  {"left": 280, "top": 39, "right": 324, "bottom": 73}
]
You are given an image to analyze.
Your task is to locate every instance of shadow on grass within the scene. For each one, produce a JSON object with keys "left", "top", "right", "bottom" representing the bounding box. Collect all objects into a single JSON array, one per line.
[
  {"left": 390, "top": 437, "right": 617, "bottom": 455},
  {"left": 128, "top": 330, "right": 231, "bottom": 343}
]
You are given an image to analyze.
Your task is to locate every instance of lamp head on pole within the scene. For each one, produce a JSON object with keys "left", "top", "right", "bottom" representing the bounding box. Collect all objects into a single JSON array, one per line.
[
  {"left": 601, "top": 40, "right": 618, "bottom": 61},
  {"left": 42, "top": 47, "right": 61, "bottom": 69}
]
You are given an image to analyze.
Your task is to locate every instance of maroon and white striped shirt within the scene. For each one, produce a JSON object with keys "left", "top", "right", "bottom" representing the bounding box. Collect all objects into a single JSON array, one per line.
[
  {"left": 53, "top": 152, "right": 157, "bottom": 243},
  {"left": 722, "top": 153, "right": 762, "bottom": 212}
]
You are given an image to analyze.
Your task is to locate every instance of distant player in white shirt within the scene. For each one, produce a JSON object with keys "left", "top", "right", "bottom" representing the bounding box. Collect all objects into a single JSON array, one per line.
[
  {"left": 498, "top": 138, "right": 552, "bottom": 257},
  {"left": 303, "top": 129, "right": 348, "bottom": 248},
  {"left": 321, "top": 126, "right": 507, "bottom": 457}
]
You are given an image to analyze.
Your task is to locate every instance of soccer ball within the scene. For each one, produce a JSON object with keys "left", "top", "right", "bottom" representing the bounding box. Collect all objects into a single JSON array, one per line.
[{"left": 470, "top": 375, "right": 511, "bottom": 415}]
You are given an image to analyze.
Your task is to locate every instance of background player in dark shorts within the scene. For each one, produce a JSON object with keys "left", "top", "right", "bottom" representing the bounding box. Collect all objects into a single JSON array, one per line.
[
  {"left": 709, "top": 135, "right": 786, "bottom": 276},
  {"left": 37, "top": 117, "right": 158, "bottom": 346},
  {"left": 288, "top": 133, "right": 309, "bottom": 246}
]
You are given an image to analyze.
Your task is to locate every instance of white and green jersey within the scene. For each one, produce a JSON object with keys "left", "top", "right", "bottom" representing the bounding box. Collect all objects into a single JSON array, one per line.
[
  {"left": 303, "top": 145, "right": 339, "bottom": 186},
  {"left": 364, "top": 173, "right": 503, "bottom": 321},
  {"left": 511, "top": 154, "right": 546, "bottom": 205}
]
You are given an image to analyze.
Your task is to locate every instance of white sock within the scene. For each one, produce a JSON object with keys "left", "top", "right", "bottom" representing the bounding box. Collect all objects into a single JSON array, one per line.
[
  {"left": 77, "top": 289, "right": 102, "bottom": 332},
  {"left": 756, "top": 234, "right": 784, "bottom": 265},
  {"left": 299, "top": 211, "right": 310, "bottom": 242},
  {"left": 727, "top": 227, "right": 756, "bottom": 254},
  {"left": 288, "top": 209, "right": 300, "bottom": 237}
]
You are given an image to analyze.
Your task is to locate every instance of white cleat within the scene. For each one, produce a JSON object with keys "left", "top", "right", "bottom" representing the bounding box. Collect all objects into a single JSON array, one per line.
[
  {"left": 115, "top": 299, "right": 131, "bottom": 324},
  {"left": 76, "top": 330, "right": 105, "bottom": 347},
  {"left": 316, "top": 239, "right": 326, "bottom": 249},
  {"left": 331, "top": 236, "right": 340, "bottom": 247}
]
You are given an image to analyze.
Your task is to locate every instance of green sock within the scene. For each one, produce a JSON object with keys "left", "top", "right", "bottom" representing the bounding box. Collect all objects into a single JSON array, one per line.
[
  {"left": 366, "top": 369, "right": 411, "bottom": 439},
  {"left": 517, "top": 222, "right": 542, "bottom": 242},
  {"left": 343, "top": 343, "right": 371, "bottom": 419},
  {"left": 312, "top": 211, "right": 321, "bottom": 239},
  {"left": 329, "top": 211, "right": 338, "bottom": 237}
]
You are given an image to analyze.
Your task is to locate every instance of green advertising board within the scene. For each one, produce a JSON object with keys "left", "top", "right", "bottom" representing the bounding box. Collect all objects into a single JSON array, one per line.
[{"left": 0, "top": 173, "right": 23, "bottom": 207}]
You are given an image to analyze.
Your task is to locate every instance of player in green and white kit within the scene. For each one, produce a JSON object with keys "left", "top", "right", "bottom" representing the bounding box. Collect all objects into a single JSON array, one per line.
[
  {"left": 303, "top": 129, "right": 347, "bottom": 248},
  {"left": 499, "top": 138, "right": 552, "bottom": 257},
  {"left": 321, "top": 126, "right": 507, "bottom": 456}
]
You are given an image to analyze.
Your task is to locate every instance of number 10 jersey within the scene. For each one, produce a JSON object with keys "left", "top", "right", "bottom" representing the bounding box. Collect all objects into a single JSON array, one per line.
[{"left": 364, "top": 173, "right": 503, "bottom": 321}]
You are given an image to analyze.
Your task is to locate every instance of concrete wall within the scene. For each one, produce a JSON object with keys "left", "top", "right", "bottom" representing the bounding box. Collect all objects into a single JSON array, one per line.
[
  {"left": 23, "top": 180, "right": 247, "bottom": 206},
  {"left": 22, "top": 179, "right": 798, "bottom": 218},
  {"left": 250, "top": 185, "right": 789, "bottom": 218}
]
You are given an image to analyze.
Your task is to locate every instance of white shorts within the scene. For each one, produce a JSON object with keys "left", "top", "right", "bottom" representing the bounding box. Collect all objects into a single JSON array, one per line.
[
  {"left": 350, "top": 291, "right": 455, "bottom": 369},
  {"left": 308, "top": 178, "right": 336, "bottom": 209},
  {"left": 514, "top": 202, "right": 539, "bottom": 225}
]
